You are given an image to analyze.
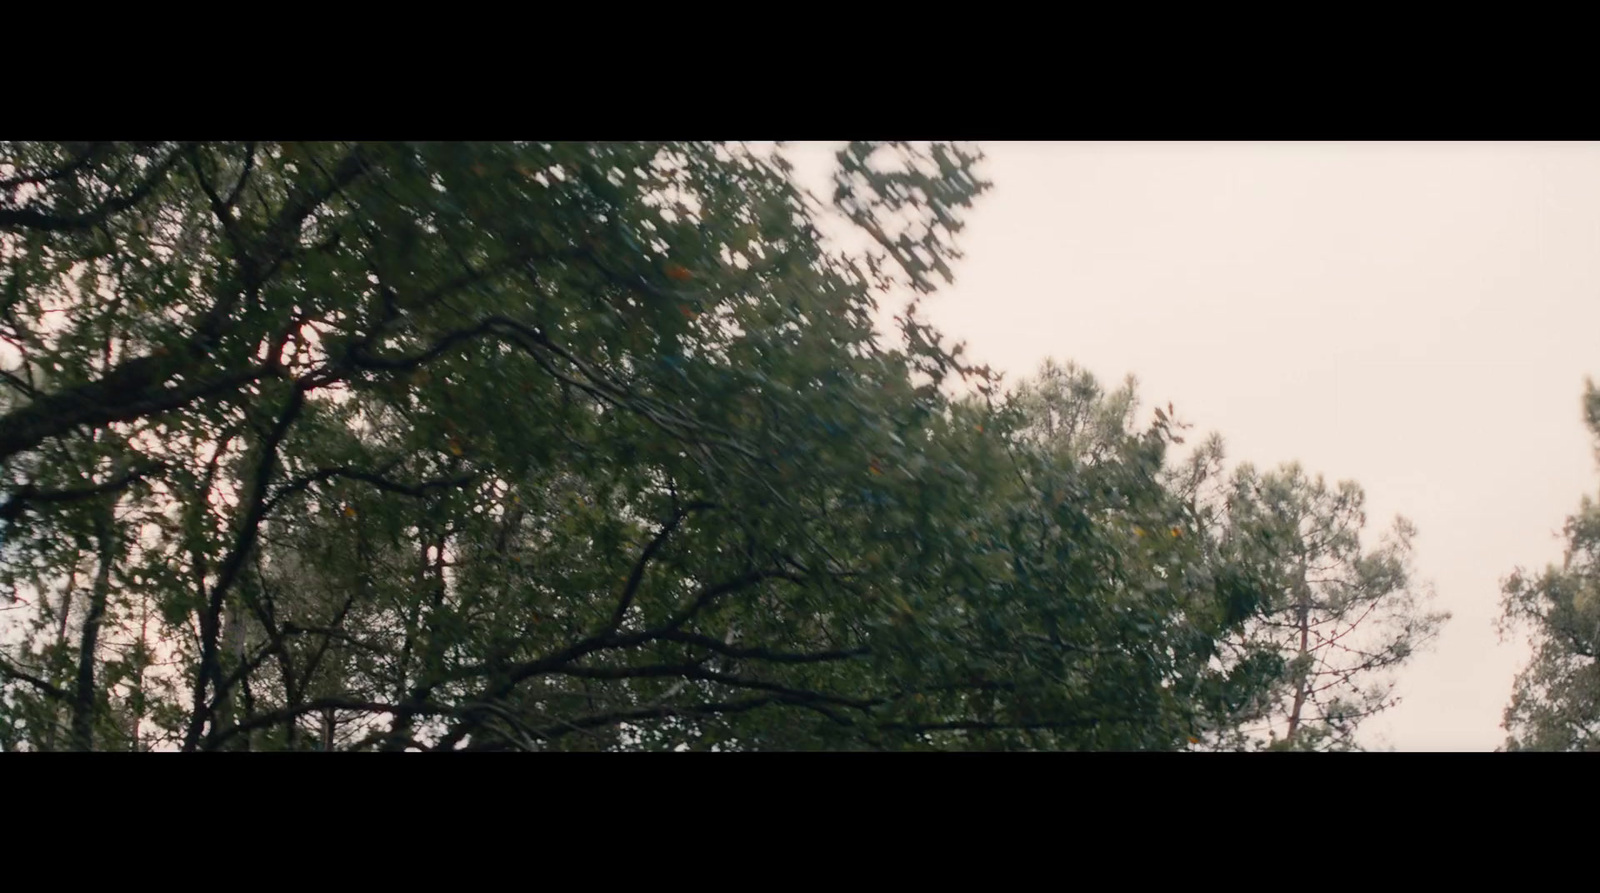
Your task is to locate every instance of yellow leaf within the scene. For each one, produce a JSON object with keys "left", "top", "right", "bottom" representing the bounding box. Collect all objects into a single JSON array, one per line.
[
  {"left": 1187, "top": 736, "right": 1200, "bottom": 745},
  {"left": 343, "top": 505, "right": 357, "bottom": 518},
  {"left": 448, "top": 437, "right": 464, "bottom": 456},
  {"left": 1134, "top": 526, "right": 1146, "bottom": 538},
  {"left": 1171, "top": 527, "right": 1182, "bottom": 538}
]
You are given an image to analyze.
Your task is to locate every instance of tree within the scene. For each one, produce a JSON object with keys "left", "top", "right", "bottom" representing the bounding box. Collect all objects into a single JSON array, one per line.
[
  {"left": 0, "top": 141, "right": 1398, "bottom": 751},
  {"left": 983, "top": 360, "right": 1287, "bottom": 749},
  {"left": 1, "top": 139, "right": 1230, "bottom": 751},
  {"left": 1191, "top": 460, "right": 1448, "bottom": 751},
  {"left": 1499, "top": 381, "right": 1600, "bottom": 751},
  {"left": 0, "top": 141, "right": 954, "bottom": 749}
]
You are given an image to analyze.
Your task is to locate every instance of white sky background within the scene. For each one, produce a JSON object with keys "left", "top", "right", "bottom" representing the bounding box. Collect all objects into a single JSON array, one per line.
[{"left": 788, "top": 141, "right": 1600, "bottom": 751}]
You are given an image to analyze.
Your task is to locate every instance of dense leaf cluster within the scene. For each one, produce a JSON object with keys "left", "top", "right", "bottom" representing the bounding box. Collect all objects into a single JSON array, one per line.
[
  {"left": 1499, "top": 381, "right": 1600, "bottom": 751},
  {"left": 0, "top": 142, "right": 1441, "bottom": 751}
]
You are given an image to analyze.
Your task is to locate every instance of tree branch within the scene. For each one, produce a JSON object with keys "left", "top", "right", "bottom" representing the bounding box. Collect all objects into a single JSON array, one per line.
[
  {"left": 0, "top": 143, "right": 188, "bottom": 234},
  {"left": 0, "top": 655, "right": 68, "bottom": 701},
  {"left": 606, "top": 502, "right": 713, "bottom": 633}
]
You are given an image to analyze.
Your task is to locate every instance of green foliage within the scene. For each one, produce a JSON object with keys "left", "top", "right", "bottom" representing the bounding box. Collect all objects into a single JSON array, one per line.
[
  {"left": 0, "top": 141, "right": 1429, "bottom": 751},
  {"left": 1199, "top": 462, "right": 1448, "bottom": 750},
  {"left": 1499, "top": 379, "right": 1600, "bottom": 751}
]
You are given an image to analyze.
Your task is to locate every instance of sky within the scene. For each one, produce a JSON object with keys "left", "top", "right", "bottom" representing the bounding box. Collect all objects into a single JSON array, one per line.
[{"left": 792, "top": 141, "right": 1600, "bottom": 751}]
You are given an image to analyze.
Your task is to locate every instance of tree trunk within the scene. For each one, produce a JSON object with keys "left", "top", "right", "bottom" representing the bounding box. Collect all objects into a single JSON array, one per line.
[
  {"left": 1284, "top": 559, "right": 1311, "bottom": 745},
  {"left": 69, "top": 508, "right": 116, "bottom": 751},
  {"left": 129, "top": 595, "right": 150, "bottom": 752},
  {"left": 212, "top": 600, "right": 250, "bottom": 749}
]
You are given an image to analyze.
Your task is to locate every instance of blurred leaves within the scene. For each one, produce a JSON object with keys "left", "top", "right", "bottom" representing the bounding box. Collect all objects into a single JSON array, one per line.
[{"left": 0, "top": 140, "right": 1439, "bottom": 753}]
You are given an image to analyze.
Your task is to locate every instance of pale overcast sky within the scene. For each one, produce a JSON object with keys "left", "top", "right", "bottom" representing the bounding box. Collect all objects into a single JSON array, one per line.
[{"left": 793, "top": 141, "right": 1600, "bottom": 751}]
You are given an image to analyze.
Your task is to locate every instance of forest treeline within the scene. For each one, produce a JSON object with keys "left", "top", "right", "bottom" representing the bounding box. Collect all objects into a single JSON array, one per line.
[{"left": 0, "top": 141, "right": 1582, "bottom": 750}]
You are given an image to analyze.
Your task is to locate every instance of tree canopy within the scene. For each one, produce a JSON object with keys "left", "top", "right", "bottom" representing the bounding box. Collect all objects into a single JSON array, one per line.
[
  {"left": 1499, "top": 381, "right": 1600, "bottom": 751},
  {"left": 0, "top": 141, "right": 1442, "bottom": 751}
]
